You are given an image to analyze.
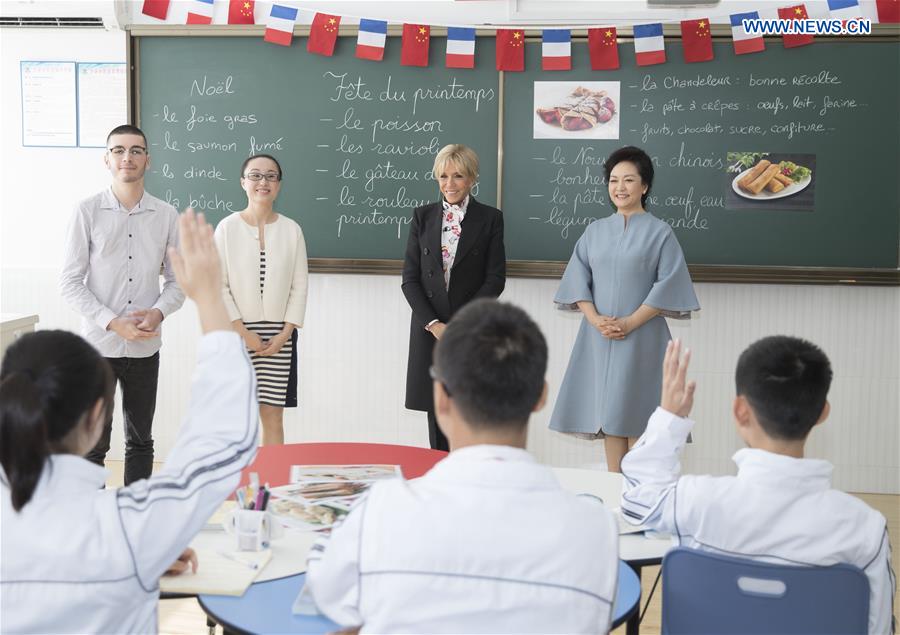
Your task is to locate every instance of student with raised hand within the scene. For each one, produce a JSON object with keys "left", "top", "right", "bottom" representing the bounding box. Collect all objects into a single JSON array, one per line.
[
  {"left": 621, "top": 337, "right": 895, "bottom": 635},
  {"left": 1, "top": 209, "right": 259, "bottom": 634},
  {"left": 307, "top": 299, "right": 619, "bottom": 634}
]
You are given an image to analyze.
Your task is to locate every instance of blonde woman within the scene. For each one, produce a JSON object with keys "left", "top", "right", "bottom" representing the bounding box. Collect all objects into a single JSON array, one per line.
[
  {"left": 215, "top": 154, "right": 308, "bottom": 445},
  {"left": 401, "top": 144, "right": 506, "bottom": 450}
]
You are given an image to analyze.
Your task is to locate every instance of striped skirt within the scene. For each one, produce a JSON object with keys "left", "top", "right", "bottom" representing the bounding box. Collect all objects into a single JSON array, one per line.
[{"left": 244, "top": 321, "right": 298, "bottom": 408}]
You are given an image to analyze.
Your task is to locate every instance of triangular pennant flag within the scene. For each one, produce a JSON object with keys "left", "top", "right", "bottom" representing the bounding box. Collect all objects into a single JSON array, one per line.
[
  {"left": 401, "top": 24, "right": 430, "bottom": 67},
  {"left": 588, "top": 27, "right": 620, "bottom": 70},
  {"left": 730, "top": 12, "right": 766, "bottom": 55},
  {"left": 264, "top": 4, "right": 297, "bottom": 46},
  {"left": 357, "top": 19, "right": 388, "bottom": 61},
  {"left": 228, "top": 0, "right": 254, "bottom": 24},
  {"left": 142, "top": 0, "right": 170, "bottom": 20},
  {"left": 542, "top": 29, "right": 571, "bottom": 70},
  {"left": 681, "top": 18, "right": 713, "bottom": 63},
  {"left": 496, "top": 29, "right": 525, "bottom": 71},
  {"left": 446, "top": 27, "right": 476, "bottom": 68},
  {"left": 633, "top": 23, "right": 666, "bottom": 66},
  {"left": 186, "top": 0, "right": 215, "bottom": 25},
  {"left": 308, "top": 13, "right": 340, "bottom": 56},
  {"left": 778, "top": 5, "right": 814, "bottom": 48}
]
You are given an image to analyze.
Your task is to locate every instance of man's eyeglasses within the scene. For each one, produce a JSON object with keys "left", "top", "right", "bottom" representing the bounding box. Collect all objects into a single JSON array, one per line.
[
  {"left": 243, "top": 172, "right": 281, "bottom": 182},
  {"left": 429, "top": 366, "right": 452, "bottom": 397},
  {"left": 108, "top": 146, "right": 147, "bottom": 157}
]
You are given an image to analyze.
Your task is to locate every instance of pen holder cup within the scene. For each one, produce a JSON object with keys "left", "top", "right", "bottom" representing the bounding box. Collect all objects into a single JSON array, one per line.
[{"left": 223, "top": 509, "right": 283, "bottom": 551}]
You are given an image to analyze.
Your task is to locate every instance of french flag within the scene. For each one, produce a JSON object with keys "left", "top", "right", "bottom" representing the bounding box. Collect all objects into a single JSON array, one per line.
[
  {"left": 357, "top": 19, "right": 388, "bottom": 61},
  {"left": 264, "top": 4, "right": 297, "bottom": 46},
  {"left": 186, "top": 0, "right": 214, "bottom": 24},
  {"left": 828, "top": 0, "right": 862, "bottom": 20},
  {"left": 542, "top": 29, "right": 571, "bottom": 70},
  {"left": 730, "top": 12, "right": 765, "bottom": 54},
  {"left": 633, "top": 23, "right": 666, "bottom": 66},
  {"left": 446, "top": 27, "right": 476, "bottom": 68}
]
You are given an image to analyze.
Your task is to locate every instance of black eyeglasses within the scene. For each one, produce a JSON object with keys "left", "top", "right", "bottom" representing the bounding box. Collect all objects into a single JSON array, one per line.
[
  {"left": 108, "top": 146, "right": 147, "bottom": 157},
  {"left": 243, "top": 172, "right": 281, "bottom": 182},
  {"left": 428, "top": 365, "right": 452, "bottom": 397}
]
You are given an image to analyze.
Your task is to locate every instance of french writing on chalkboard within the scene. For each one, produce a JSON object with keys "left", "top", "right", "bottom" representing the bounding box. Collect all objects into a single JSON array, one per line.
[{"left": 520, "top": 65, "right": 865, "bottom": 239}]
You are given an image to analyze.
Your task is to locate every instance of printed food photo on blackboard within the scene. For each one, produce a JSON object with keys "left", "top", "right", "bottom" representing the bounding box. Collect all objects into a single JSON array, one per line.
[
  {"left": 725, "top": 151, "right": 816, "bottom": 212},
  {"left": 533, "top": 81, "right": 620, "bottom": 140}
]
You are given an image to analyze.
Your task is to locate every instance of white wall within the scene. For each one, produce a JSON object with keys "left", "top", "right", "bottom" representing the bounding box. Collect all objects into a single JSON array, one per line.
[{"left": 1, "top": 9, "right": 898, "bottom": 494}]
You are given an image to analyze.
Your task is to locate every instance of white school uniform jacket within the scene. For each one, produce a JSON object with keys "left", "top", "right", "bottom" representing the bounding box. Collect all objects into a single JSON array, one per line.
[
  {"left": 621, "top": 408, "right": 896, "bottom": 635},
  {"left": 0, "top": 331, "right": 258, "bottom": 634},
  {"left": 306, "top": 444, "right": 620, "bottom": 634}
]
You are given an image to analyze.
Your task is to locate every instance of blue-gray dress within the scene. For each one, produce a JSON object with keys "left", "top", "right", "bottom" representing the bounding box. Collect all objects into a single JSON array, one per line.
[{"left": 549, "top": 212, "right": 699, "bottom": 437}]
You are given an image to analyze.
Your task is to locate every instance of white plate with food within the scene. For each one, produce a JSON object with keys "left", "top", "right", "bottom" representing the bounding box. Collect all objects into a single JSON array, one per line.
[{"left": 732, "top": 160, "right": 812, "bottom": 200}]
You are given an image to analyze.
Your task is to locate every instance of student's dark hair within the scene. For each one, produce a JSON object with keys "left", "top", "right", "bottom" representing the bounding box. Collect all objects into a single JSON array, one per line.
[
  {"left": 240, "top": 154, "right": 283, "bottom": 180},
  {"left": 0, "top": 331, "right": 114, "bottom": 511},
  {"left": 735, "top": 335, "right": 833, "bottom": 441},
  {"left": 433, "top": 300, "right": 547, "bottom": 429},
  {"left": 106, "top": 124, "right": 148, "bottom": 148},
  {"left": 604, "top": 146, "right": 654, "bottom": 207}
]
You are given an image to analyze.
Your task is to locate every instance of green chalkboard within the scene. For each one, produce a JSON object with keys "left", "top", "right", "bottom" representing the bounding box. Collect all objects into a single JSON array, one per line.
[
  {"left": 136, "top": 35, "right": 499, "bottom": 259},
  {"left": 502, "top": 39, "right": 899, "bottom": 269},
  {"left": 133, "top": 31, "right": 899, "bottom": 281}
]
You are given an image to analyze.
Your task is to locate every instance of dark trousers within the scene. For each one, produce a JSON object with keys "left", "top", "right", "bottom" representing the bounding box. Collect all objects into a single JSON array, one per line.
[
  {"left": 426, "top": 409, "right": 450, "bottom": 452},
  {"left": 86, "top": 353, "right": 160, "bottom": 485}
]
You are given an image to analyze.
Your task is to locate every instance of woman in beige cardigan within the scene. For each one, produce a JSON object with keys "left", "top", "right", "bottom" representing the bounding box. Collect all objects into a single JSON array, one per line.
[{"left": 214, "top": 154, "right": 308, "bottom": 445}]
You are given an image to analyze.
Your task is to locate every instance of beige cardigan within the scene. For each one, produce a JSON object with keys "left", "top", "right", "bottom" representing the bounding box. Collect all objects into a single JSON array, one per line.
[{"left": 214, "top": 212, "right": 308, "bottom": 327}]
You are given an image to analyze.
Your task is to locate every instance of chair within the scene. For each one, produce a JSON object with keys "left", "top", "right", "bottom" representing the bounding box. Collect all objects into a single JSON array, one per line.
[{"left": 661, "top": 547, "right": 869, "bottom": 635}]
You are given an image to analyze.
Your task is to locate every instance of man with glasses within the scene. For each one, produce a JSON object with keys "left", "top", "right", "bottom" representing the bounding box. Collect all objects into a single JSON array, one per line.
[{"left": 60, "top": 124, "right": 184, "bottom": 485}]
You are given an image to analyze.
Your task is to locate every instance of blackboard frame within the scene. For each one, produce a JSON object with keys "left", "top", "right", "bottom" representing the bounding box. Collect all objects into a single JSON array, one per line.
[{"left": 127, "top": 25, "right": 900, "bottom": 285}]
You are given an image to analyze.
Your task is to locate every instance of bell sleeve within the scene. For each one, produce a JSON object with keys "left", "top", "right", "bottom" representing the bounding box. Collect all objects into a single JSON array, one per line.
[
  {"left": 554, "top": 233, "right": 594, "bottom": 312},
  {"left": 644, "top": 231, "right": 700, "bottom": 319}
]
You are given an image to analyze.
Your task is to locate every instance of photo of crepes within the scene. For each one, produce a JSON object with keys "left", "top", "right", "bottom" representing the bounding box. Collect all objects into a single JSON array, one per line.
[
  {"left": 533, "top": 81, "right": 620, "bottom": 140},
  {"left": 730, "top": 154, "right": 813, "bottom": 200}
]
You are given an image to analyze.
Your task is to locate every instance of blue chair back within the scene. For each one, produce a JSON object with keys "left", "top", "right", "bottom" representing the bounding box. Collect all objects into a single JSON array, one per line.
[{"left": 661, "top": 547, "right": 869, "bottom": 635}]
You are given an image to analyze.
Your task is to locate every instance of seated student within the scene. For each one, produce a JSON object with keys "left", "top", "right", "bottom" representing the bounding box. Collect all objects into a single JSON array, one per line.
[
  {"left": 621, "top": 337, "right": 895, "bottom": 635},
  {"left": 306, "top": 299, "right": 619, "bottom": 634},
  {"left": 0, "top": 210, "right": 259, "bottom": 634}
]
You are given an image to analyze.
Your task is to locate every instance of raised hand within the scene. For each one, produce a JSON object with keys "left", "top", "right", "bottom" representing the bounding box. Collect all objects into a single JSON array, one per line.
[{"left": 660, "top": 339, "right": 696, "bottom": 418}]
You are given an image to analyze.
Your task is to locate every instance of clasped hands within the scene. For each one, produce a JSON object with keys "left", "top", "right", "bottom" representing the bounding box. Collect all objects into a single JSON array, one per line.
[
  {"left": 108, "top": 308, "right": 164, "bottom": 341},
  {"left": 589, "top": 314, "right": 631, "bottom": 340},
  {"left": 243, "top": 329, "right": 290, "bottom": 356}
]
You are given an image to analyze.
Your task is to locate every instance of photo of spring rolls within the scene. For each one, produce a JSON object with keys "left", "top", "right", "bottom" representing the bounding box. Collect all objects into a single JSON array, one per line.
[{"left": 727, "top": 152, "right": 815, "bottom": 207}]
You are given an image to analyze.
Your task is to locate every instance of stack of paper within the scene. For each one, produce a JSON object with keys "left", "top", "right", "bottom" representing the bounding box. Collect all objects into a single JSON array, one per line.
[{"left": 160, "top": 548, "right": 271, "bottom": 597}]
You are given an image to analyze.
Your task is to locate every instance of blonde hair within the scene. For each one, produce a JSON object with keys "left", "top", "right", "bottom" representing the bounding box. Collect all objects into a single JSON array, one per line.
[{"left": 432, "top": 144, "right": 479, "bottom": 183}]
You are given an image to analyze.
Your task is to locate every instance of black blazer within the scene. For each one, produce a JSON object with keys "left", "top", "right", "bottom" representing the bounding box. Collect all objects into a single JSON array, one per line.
[{"left": 401, "top": 198, "right": 506, "bottom": 411}]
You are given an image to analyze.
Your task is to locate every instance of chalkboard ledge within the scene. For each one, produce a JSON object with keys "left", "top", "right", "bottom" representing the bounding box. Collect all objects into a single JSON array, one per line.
[{"left": 308, "top": 259, "right": 899, "bottom": 286}]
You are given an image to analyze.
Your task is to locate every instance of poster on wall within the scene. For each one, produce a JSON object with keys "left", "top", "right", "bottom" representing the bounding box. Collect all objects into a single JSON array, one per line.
[
  {"left": 77, "top": 63, "right": 127, "bottom": 147},
  {"left": 20, "top": 61, "right": 77, "bottom": 147}
]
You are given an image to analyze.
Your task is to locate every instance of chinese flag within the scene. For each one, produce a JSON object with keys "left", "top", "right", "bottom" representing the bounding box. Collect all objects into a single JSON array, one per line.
[
  {"left": 876, "top": 0, "right": 900, "bottom": 21},
  {"left": 778, "top": 5, "right": 814, "bottom": 48},
  {"left": 142, "top": 0, "right": 170, "bottom": 20},
  {"left": 681, "top": 18, "right": 714, "bottom": 63},
  {"left": 496, "top": 29, "right": 525, "bottom": 71},
  {"left": 308, "top": 13, "right": 341, "bottom": 56},
  {"left": 401, "top": 24, "right": 430, "bottom": 66},
  {"left": 228, "top": 0, "right": 254, "bottom": 24},
  {"left": 588, "top": 27, "right": 619, "bottom": 70}
]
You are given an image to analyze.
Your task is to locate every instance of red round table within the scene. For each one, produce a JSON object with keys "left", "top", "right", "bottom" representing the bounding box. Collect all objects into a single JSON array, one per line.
[{"left": 236, "top": 442, "right": 448, "bottom": 488}]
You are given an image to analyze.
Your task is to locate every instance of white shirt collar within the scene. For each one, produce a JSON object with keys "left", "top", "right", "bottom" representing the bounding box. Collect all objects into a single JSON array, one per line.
[{"left": 732, "top": 447, "right": 833, "bottom": 491}]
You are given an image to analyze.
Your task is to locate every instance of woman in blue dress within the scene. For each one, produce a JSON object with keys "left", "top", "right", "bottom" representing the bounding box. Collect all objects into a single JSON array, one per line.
[{"left": 550, "top": 146, "right": 699, "bottom": 472}]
